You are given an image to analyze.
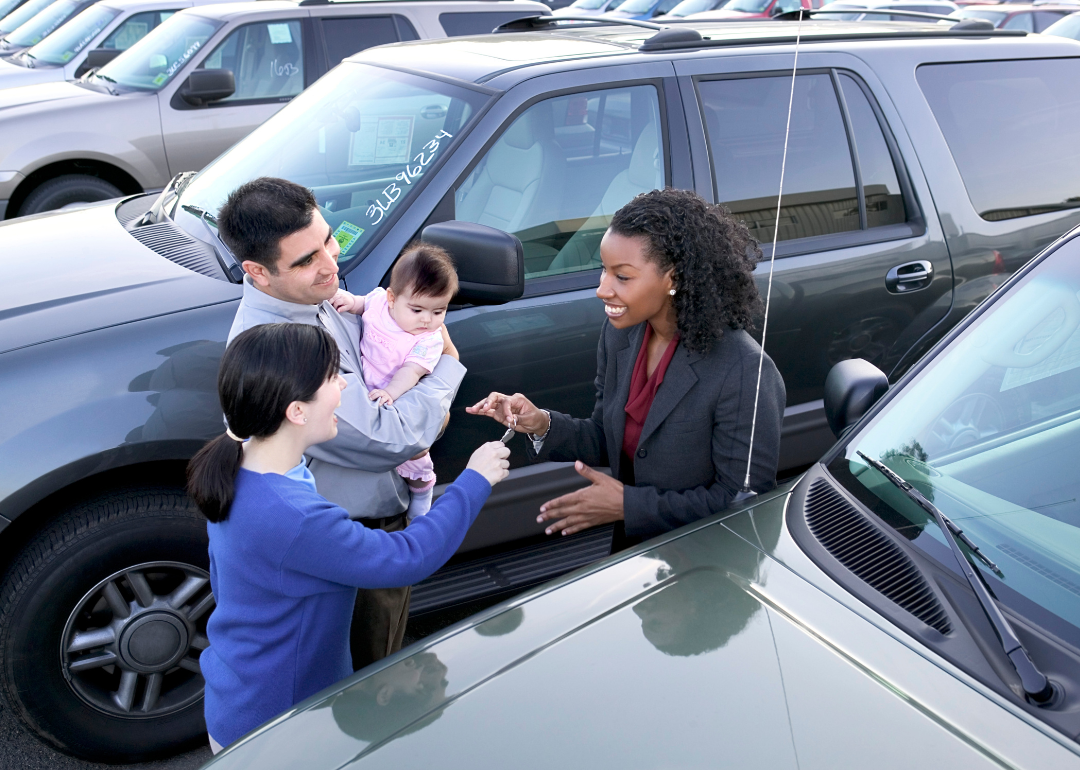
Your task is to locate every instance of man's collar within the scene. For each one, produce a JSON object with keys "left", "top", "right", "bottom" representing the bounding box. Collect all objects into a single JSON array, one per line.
[{"left": 241, "top": 274, "right": 320, "bottom": 325}]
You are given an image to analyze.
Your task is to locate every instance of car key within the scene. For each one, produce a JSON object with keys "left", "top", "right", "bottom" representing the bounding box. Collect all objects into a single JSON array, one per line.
[{"left": 500, "top": 426, "right": 516, "bottom": 444}]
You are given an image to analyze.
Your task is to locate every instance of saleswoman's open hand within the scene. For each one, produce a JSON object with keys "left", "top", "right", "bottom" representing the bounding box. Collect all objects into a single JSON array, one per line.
[
  {"left": 465, "top": 392, "right": 549, "bottom": 436},
  {"left": 538, "top": 461, "right": 624, "bottom": 536}
]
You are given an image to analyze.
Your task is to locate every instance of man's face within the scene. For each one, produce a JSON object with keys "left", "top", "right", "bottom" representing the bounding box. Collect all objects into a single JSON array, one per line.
[{"left": 246, "top": 209, "right": 341, "bottom": 305}]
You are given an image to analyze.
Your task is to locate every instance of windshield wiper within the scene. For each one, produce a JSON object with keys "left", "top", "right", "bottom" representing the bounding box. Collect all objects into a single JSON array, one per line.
[
  {"left": 20, "top": 51, "right": 34, "bottom": 68},
  {"left": 857, "top": 452, "right": 1057, "bottom": 706},
  {"left": 181, "top": 204, "right": 244, "bottom": 283}
]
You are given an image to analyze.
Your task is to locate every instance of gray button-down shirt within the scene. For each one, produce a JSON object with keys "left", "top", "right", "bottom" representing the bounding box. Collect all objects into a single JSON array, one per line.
[{"left": 228, "top": 276, "right": 466, "bottom": 519}]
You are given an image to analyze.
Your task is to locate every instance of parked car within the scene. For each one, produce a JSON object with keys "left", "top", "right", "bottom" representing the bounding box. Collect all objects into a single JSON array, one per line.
[
  {"left": 201, "top": 223, "right": 1080, "bottom": 770},
  {"left": 603, "top": 0, "right": 683, "bottom": 19},
  {"left": 0, "top": 0, "right": 548, "bottom": 218},
  {"left": 817, "top": 0, "right": 959, "bottom": 20},
  {"left": 0, "top": 0, "right": 60, "bottom": 34},
  {"left": 689, "top": 0, "right": 821, "bottom": 20},
  {"left": 0, "top": 0, "right": 235, "bottom": 91},
  {"left": 947, "top": 1, "right": 1076, "bottom": 28},
  {"left": 0, "top": 0, "right": 100, "bottom": 57},
  {"left": 655, "top": 0, "right": 728, "bottom": 18},
  {"left": 2, "top": 14, "right": 1080, "bottom": 762},
  {"left": 551, "top": 0, "right": 626, "bottom": 16},
  {"left": 1042, "top": 7, "right": 1080, "bottom": 33}
]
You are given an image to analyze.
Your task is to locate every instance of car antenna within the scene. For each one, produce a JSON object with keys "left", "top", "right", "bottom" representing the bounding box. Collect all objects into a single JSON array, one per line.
[{"left": 735, "top": 10, "right": 805, "bottom": 503}]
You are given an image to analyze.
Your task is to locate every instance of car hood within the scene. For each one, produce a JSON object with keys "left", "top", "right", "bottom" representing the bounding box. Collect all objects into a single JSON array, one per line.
[
  {"left": 0, "top": 78, "right": 105, "bottom": 113},
  {"left": 205, "top": 493, "right": 807, "bottom": 770},
  {"left": 0, "top": 200, "right": 240, "bottom": 355},
  {"left": 0, "top": 55, "right": 61, "bottom": 89}
]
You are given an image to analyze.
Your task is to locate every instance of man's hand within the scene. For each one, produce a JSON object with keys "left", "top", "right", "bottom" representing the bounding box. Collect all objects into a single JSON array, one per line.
[
  {"left": 466, "top": 392, "right": 548, "bottom": 435},
  {"left": 368, "top": 388, "right": 394, "bottom": 406},
  {"left": 440, "top": 325, "right": 459, "bottom": 361},
  {"left": 331, "top": 289, "right": 360, "bottom": 314},
  {"left": 537, "top": 462, "right": 624, "bottom": 536}
]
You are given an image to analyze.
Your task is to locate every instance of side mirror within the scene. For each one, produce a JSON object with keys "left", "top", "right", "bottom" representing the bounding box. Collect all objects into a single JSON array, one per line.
[
  {"left": 75, "top": 47, "right": 122, "bottom": 78},
  {"left": 179, "top": 69, "right": 235, "bottom": 107},
  {"left": 824, "top": 358, "right": 889, "bottom": 438},
  {"left": 421, "top": 221, "right": 524, "bottom": 306}
]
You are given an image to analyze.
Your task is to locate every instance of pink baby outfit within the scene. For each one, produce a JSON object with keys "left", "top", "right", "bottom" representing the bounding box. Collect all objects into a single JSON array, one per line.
[{"left": 360, "top": 288, "right": 444, "bottom": 490}]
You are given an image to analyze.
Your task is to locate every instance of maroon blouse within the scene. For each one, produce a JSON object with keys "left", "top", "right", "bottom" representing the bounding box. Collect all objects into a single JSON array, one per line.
[{"left": 622, "top": 324, "right": 679, "bottom": 460}]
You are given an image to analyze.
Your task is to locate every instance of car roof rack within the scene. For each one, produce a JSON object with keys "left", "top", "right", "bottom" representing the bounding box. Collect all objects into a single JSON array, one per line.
[
  {"left": 494, "top": 14, "right": 707, "bottom": 47},
  {"left": 776, "top": 7, "right": 994, "bottom": 26}
]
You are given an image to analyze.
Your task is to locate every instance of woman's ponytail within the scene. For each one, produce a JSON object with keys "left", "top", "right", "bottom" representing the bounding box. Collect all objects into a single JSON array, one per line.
[
  {"left": 187, "top": 433, "right": 245, "bottom": 523},
  {"left": 185, "top": 323, "right": 340, "bottom": 524}
]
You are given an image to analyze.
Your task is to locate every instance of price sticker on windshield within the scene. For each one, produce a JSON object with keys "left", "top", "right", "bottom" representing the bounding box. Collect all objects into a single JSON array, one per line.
[{"left": 332, "top": 221, "right": 364, "bottom": 254}]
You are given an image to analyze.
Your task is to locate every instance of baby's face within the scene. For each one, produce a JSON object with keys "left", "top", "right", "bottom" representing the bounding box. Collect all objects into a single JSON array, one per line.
[{"left": 388, "top": 288, "right": 452, "bottom": 335}]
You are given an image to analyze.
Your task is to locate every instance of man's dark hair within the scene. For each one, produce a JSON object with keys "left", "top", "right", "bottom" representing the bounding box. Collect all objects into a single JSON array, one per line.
[
  {"left": 610, "top": 188, "right": 763, "bottom": 355},
  {"left": 389, "top": 243, "right": 459, "bottom": 299},
  {"left": 217, "top": 177, "right": 319, "bottom": 274}
]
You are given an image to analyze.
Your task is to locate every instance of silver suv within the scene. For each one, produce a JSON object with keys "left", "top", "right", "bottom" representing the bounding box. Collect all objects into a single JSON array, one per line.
[{"left": 0, "top": 0, "right": 548, "bottom": 218}]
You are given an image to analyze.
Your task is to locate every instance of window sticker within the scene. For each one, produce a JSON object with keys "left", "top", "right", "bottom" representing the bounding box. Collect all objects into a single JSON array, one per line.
[
  {"left": 332, "top": 221, "right": 364, "bottom": 253},
  {"left": 349, "top": 116, "right": 414, "bottom": 166},
  {"left": 267, "top": 23, "right": 292, "bottom": 44}
]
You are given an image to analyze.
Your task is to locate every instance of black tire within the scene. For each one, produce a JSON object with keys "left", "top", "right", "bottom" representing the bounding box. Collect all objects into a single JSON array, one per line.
[
  {"left": 0, "top": 489, "right": 213, "bottom": 761},
  {"left": 18, "top": 174, "right": 124, "bottom": 216}
]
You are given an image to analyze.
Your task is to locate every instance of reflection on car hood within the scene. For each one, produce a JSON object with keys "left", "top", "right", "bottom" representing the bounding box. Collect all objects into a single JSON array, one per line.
[
  {"left": 0, "top": 202, "right": 240, "bottom": 355},
  {"left": 205, "top": 497, "right": 801, "bottom": 770},
  {"left": 0, "top": 78, "right": 101, "bottom": 112}
]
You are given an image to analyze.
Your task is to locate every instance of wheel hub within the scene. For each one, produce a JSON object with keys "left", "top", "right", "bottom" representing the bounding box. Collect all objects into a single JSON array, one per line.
[{"left": 118, "top": 613, "right": 190, "bottom": 673}]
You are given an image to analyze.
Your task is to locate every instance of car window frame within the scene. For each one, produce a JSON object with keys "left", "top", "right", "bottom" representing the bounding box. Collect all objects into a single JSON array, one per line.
[
  {"left": 174, "top": 16, "right": 309, "bottom": 110},
  {"left": 691, "top": 67, "right": 925, "bottom": 259},
  {"left": 428, "top": 77, "right": 678, "bottom": 298}
]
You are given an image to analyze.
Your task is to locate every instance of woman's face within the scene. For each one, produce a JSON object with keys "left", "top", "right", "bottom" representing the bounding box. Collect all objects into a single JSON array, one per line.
[
  {"left": 299, "top": 373, "right": 346, "bottom": 445},
  {"left": 596, "top": 231, "right": 674, "bottom": 330}
]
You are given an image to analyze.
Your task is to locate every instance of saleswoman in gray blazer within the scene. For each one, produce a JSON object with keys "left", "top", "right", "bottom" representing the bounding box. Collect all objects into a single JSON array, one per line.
[{"left": 467, "top": 189, "right": 786, "bottom": 550}]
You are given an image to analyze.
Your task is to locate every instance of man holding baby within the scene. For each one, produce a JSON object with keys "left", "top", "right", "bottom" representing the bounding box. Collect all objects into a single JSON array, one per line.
[{"left": 218, "top": 176, "right": 462, "bottom": 671}]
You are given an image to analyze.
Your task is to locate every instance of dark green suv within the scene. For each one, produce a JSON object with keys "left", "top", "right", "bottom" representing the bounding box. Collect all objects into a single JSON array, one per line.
[{"left": 0, "top": 15, "right": 1079, "bottom": 761}]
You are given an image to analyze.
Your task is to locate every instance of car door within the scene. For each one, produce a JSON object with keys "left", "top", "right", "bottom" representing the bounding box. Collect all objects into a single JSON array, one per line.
[
  {"left": 676, "top": 53, "right": 954, "bottom": 470},
  {"left": 419, "top": 63, "right": 688, "bottom": 551},
  {"left": 158, "top": 16, "right": 310, "bottom": 176}
]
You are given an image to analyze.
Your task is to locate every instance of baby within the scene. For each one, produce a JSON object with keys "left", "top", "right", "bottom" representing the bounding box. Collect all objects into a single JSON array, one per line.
[{"left": 330, "top": 243, "right": 459, "bottom": 518}]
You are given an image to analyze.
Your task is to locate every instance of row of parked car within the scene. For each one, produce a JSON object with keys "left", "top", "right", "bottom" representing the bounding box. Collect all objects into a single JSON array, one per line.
[{"left": 1, "top": 4, "right": 1080, "bottom": 768}]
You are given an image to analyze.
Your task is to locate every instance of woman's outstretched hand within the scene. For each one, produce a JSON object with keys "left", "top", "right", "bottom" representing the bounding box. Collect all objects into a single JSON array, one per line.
[
  {"left": 465, "top": 392, "right": 549, "bottom": 435},
  {"left": 538, "top": 461, "right": 624, "bottom": 537},
  {"left": 466, "top": 441, "right": 512, "bottom": 487}
]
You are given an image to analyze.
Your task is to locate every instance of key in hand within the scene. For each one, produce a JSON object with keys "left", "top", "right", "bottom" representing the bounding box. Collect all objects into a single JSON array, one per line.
[{"left": 500, "top": 426, "right": 516, "bottom": 444}]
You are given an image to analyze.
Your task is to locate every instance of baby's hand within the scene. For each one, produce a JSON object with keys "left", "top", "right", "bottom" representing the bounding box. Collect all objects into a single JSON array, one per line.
[
  {"left": 368, "top": 389, "right": 394, "bottom": 407},
  {"left": 331, "top": 289, "right": 359, "bottom": 314}
]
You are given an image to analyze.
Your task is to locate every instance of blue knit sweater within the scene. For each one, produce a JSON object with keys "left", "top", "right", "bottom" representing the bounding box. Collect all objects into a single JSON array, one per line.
[{"left": 202, "top": 466, "right": 491, "bottom": 747}]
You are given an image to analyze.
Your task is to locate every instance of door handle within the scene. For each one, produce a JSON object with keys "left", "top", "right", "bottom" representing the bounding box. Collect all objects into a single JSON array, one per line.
[{"left": 886, "top": 260, "right": 933, "bottom": 293}]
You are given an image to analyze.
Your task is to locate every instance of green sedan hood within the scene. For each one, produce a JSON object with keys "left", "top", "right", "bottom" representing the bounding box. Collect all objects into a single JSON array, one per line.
[{"left": 206, "top": 495, "right": 801, "bottom": 770}]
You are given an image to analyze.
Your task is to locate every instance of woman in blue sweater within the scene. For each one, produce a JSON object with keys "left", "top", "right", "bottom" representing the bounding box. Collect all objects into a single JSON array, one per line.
[{"left": 186, "top": 322, "right": 509, "bottom": 753}]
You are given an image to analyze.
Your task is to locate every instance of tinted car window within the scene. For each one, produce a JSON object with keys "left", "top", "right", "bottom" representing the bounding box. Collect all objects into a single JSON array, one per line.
[
  {"left": 840, "top": 75, "right": 906, "bottom": 228},
  {"left": 455, "top": 84, "right": 664, "bottom": 279},
  {"left": 200, "top": 20, "right": 303, "bottom": 103},
  {"left": 439, "top": 11, "right": 540, "bottom": 36},
  {"left": 1002, "top": 11, "right": 1034, "bottom": 30},
  {"left": 700, "top": 74, "right": 858, "bottom": 243},
  {"left": 101, "top": 9, "right": 175, "bottom": 50},
  {"left": 1035, "top": 10, "right": 1068, "bottom": 30},
  {"left": 321, "top": 15, "right": 413, "bottom": 65},
  {"left": 917, "top": 59, "right": 1080, "bottom": 221}
]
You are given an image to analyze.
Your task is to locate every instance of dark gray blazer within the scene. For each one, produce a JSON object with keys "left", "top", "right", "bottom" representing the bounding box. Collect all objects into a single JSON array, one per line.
[{"left": 528, "top": 320, "right": 785, "bottom": 541}]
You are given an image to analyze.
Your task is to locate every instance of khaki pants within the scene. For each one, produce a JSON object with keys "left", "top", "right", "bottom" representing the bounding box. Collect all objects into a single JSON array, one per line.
[{"left": 350, "top": 513, "right": 411, "bottom": 671}]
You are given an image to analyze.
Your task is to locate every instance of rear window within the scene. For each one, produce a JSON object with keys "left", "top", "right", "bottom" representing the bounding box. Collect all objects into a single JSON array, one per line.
[
  {"left": 917, "top": 59, "right": 1080, "bottom": 221},
  {"left": 438, "top": 11, "right": 541, "bottom": 36}
]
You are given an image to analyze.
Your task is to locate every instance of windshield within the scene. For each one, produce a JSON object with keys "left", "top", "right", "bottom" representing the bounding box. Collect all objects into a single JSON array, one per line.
[
  {"left": 818, "top": 2, "right": 864, "bottom": 19},
  {"left": 569, "top": 0, "right": 610, "bottom": 9},
  {"left": 616, "top": 0, "right": 658, "bottom": 12},
  {"left": 2, "top": 0, "right": 81, "bottom": 46},
  {"left": 724, "top": 0, "right": 770, "bottom": 12},
  {"left": 93, "top": 12, "right": 219, "bottom": 91},
  {"left": 1044, "top": 11, "right": 1080, "bottom": 37},
  {"left": 953, "top": 8, "right": 1005, "bottom": 23},
  {"left": 668, "top": 0, "right": 726, "bottom": 15},
  {"left": 831, "top": 235, "right": 1080, "bottom": 648},
  {"left": 0, "top": 0, "right": 55, "bottom": 34},
  {"left": 176, "top": 63, "right": 491, "bottom": 266},
  {"left": 22, "top": 2, "right": 116, "bottom": 64}
]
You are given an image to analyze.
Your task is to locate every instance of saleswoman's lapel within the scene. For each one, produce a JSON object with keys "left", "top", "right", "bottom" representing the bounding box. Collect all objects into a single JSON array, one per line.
[
  {"left": 638, "top": 344, "right": 703, "bottom": 449},
  {"left": 608, "top": 323, "right": 645, "bottom": 477}
]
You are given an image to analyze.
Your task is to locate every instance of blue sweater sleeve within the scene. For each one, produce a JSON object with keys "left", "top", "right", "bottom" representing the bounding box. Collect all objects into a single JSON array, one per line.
[{"left": 279, "top": 469, "right": 491, "bottom": 589}]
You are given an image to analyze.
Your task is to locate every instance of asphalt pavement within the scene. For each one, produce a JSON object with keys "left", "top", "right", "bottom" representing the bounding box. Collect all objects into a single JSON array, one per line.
[{"left": 0, "top": 594, "right": 509, "bottom": 770}]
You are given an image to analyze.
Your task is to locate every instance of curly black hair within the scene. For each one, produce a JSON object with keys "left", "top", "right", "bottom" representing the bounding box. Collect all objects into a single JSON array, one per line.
[{"left": 609, "top": 188, "right": 762, "bottom": 355}]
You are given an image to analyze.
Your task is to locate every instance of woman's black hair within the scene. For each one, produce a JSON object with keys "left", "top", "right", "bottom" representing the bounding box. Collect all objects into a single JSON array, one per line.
[
  {"left": 186, "top": 323, "right": 339, "bottom": 523},
  {"left": 609, "top": 188, "right": 763, "bottom": 355}
]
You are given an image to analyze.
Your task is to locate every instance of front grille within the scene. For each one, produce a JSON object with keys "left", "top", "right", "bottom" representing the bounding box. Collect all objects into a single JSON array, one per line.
[
  {"left": 128, "top": 221, "right": 226, "bottom": 281},
  {"left": 804, "top": 477, "right": 951, "bottom": 633}
]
